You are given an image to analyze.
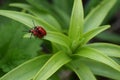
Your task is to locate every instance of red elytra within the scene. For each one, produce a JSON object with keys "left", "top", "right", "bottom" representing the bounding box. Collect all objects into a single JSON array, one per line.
[{"left": 29, "top": 26, "right": 47, "bottom": 38}]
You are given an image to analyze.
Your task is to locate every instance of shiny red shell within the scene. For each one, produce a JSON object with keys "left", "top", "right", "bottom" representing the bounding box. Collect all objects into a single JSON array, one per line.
[{"left": 29, "top": 26, "right": 46, "bottom": 38}]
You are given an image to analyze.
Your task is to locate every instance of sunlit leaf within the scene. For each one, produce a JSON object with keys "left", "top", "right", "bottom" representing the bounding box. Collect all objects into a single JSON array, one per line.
[
  {"left": 80, "top": 58, "right": 120, "bottom": 79},
  {"left": 67, "top": 61, "right": 96, "bottom": 80},
  {"left": 75, "top": 47, "right": 120, "bottom": 72},
  {"left": 33, "top": 51, "right": 71, "bottom": 80},
  {"left": 0, "top": 10, "right": 60, "bottom": 32},
  {"left": 9, "top": 3, "right": 62, "bottom": 31},
  {"left": 68, "top": 0, "right": 84, "bottom": 41},
  {"left": 84, "top": 0, "right": 116, "bottom": 32},
  {"left": 87, "top": 43, "right": 120, "bottom": 58},
  {"left": 0, "top": 55, "right": 51, "bottom": 80},
  {"left": 24, "top": 31, "right": 71, "bottom": 52},
  {"left": 81, "top": 25, "right": 110, "bottom": 45}
]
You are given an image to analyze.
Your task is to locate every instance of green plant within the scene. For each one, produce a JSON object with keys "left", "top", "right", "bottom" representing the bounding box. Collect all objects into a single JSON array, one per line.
[
  {"left": 0, "top": 18, "right": 42, "bottom": 74},
  {"left": 85, "top": 0, "right": 120, "bottom": 44},
  {"left": 0, "top": 0, "right": 120, "bottom": 80}
]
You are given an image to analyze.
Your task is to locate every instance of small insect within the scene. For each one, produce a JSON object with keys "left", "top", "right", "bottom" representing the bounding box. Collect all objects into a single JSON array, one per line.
[
  {"left": 29, "top": 26, "right": 47, "bottom": 38},
  {"left": 24, "top": 20, "right": 47, "bottom": 39}
]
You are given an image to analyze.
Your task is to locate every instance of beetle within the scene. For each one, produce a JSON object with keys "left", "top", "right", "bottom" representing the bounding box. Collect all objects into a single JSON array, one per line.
[
  {"left": 24, "top": 20, "right": 47, "bottom": 38},
  {"left": 29, "top": 26, "right": 46, "bottom": 38}
]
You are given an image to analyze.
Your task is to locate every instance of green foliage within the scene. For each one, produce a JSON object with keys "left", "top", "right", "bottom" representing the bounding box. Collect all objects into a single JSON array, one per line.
[
  {"left": 67, "top": 61, "right": 96, "bottom": 80},
  {"left": 0, "top": 0, "right": 120, "bottom": 80},
  {"left": 0, "top": 18, "right": 42, "bottom": 73},
  {"left": 26, "top": 0, "right": 71, "bottom": 29},
  {"left": 0, "top": 55, "right": 51, "bottom": 80},
  {"left": 68, "top": 0, "right": 84, "bottom": 41},
  {"left": 84, "top": 0, "right": 116, "bottom": 32},
  {"left": 33, "top": 51, "right": 71, "bottom": 80},
  {"left": 96, "top": 32, "right": 120, "bottom": 44},
  {"left": 85, "top": 0, "right": 120, "bottom": 43}
]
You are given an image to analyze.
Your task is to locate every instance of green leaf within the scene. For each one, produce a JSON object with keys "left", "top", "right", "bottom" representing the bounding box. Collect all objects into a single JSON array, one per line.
[
  {"left": 96, "top": 31, "right": 120, "bottom": 43},
  {"left": 44, "top": 31, "right": 71, "bottom": 52},
  {"left": 0, "top": 55, "right": 51, "bottom": 80},
  {"left": 67, "top": 61, "right": 96, "bottom": 80},
  {"left": 75, "top": 47, "right": 120, "bottom": 72},
  {"left": 0, "top": 10, "right": 60, "bottom": 32},
  {"left": 0, "top": 20, "right": 41, "bottom": 72},
  {"left": 26, "top": 0, "right": 50, "bottom": 12},
  {"left": 26, "top": 0, "right": 70, "bottom": 29},
  {"left": 84, "top": 0, "right": 116, "bottom": 32},
  {"left": 84, "top": 0, "right": 101, "bottom": 16},
  {"left": 80, "top": 58, "right": 120, "bottom": 79},
  {"left": 87, "top": 43, "right": 120, "bottom": 58},
  {"left": 24, "top": 31, "right": 71, "bottom": 53},
  {"left": 102, "top": 0, "right": 120, "bottom": 24},
  {"left": 81, "top": 25, "right": 110, "bottom": 45},
  {"left": 9, "top": 3, "right": 62, "bottom": 31},
  {"left": 33, "top": 51, "right": 71, "bottom": 80},
  {"left": 53, "top": 0, "right": 73, "bottom": 15},
  {"left": 68, "top": 0, "right": 84, "bottom": 41}
]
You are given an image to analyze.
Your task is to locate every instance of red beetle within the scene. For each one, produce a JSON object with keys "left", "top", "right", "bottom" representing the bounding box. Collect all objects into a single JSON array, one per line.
[
  {"left": 25, "top": 20, "right": 47, "bottom": 38},
  {"left": 29, "top": 26, "right": 46, "bottom": 38}
]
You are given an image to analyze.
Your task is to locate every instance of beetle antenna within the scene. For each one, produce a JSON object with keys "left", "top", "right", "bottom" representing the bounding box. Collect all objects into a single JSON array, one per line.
[{"left": 32, "top": 20, "right": 36, "bottom": 27}]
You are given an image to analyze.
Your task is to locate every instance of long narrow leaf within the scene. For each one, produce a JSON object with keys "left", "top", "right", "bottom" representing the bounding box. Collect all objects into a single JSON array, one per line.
[
  {"left": 87, "top": 43, "right": 120, "bottom": 58},
  {"left": 80, "top": 58, "right": 120, "bottom": 79},
  {"left": 0, "top": 55, "right": 51, "bottom": 80},
  {"left": 84, "top": 0, "right": 101, "bottom": 16},
  {"left": 33, "top": 51, "right": 71, "bottom": 80},
  {"left": 84, "top": 0, "right": 116, "bottom": 32},
  {"left": 0, "top": 10, "right": 60, "bottom": 32},
  {"left": 96, "top": 31, "right": 120, "bottom": 43},
  {"left": 44, "top": 31, "right": 71, "bottom": 52},
  {"left": 75, "top": 47, "right": 120, "bottom": 72},
  {"left": 69, "top": 0, "right": 84, "bottom": 41},
  {"left": 26, "top": 0, "right": 70, "bottom": 29},
  {"left": 81, "top": 25, "right": 110, "bottom": 45},
  {"left": 67, "top": 61, "right": 96, "bottom": 80},
  {"left": 26, "top": 0, "right": 51, "bottom": 12},
  {"left": 24, "top": 31, "right": 71, "bottom": 52},
  {"left": 9, "top": 3, "right": 62, "bottom": 31}
]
